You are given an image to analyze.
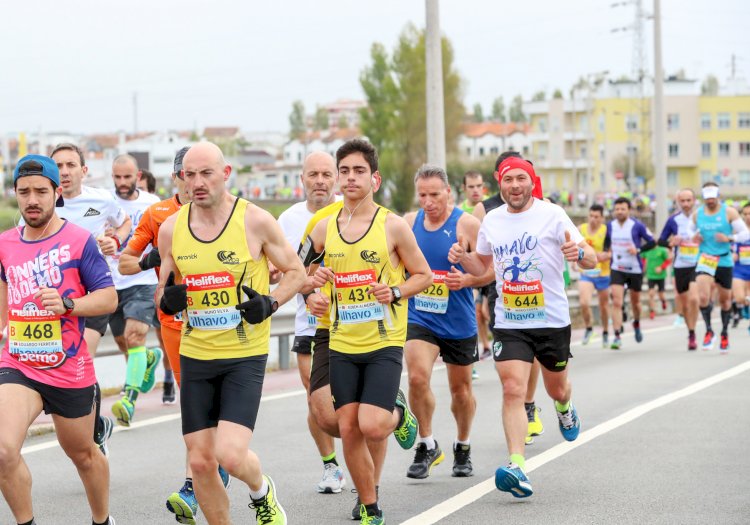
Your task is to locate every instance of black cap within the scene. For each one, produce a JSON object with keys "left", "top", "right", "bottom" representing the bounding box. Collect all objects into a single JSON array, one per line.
[{"left": 173, "top": 146, "right": 191, "bottom": 174}]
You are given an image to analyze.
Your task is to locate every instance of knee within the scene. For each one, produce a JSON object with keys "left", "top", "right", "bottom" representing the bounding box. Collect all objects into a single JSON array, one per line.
[
  {"left": 545, "top": 381, "right": 569, "bottom": 402},
  {"left": 215, "top": 448, "right": 245, "bottom": 476},
  {"left": 360, "top": 419, "right": 389, "bottom": 442},
  {"left": 337, "top": 416, "right": 360, "bottom": 441},
  {"left": 407, "top": 371, "right": 431, "bottom": 394},
  {"left": 189, "top": 449, "right": 218, "bottom": 477},
  {"left": 66, "top": 446, "right": 97, "bottom": 471},
  {"left": 449, "top": 383, "right": 474, "bottom": 407},
  {"left": 0, "top": 443, "right": 21, "bottom": 472},
  {"left": 500, "top": 376, "right": 526, "bottom": 401}
]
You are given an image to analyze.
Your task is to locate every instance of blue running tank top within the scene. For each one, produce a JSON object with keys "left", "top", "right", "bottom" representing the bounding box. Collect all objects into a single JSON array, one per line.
[
  {"left": 408, "top": 207, "right": 477, "bottom": 339},
  {"left": 696, "top": 203, "right": 733, "bottom": 267}
]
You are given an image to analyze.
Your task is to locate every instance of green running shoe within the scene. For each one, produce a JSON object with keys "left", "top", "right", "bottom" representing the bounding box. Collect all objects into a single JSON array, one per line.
[
  {"left": 140, "top": 347, "right": 163, "bottom": 394},
  {"left": 393, "top": 389, "right": 418, "bottom": 450},
  {"left": 359, "top": 504, "right": 385, "bottom": 525},
  {"left": 111, "top": 396, "right": 135, "bottom": 427},
  {"left": 166, "top": 481, "right": 198, "bottom": 525},
  {"left": 249, "top": 474, "right": 286, "bottom": 524}
]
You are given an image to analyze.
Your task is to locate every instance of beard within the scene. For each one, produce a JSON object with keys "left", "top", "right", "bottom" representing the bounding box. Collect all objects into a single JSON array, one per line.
[
  {"left": 22, "top": 206, "right": 55, "bottom": 228},
  {"left": 116, "top": 183, "right": 137, "bottom": 199},
  {"left": 502, "top": 187, "right": 533, "bottom": 212}
]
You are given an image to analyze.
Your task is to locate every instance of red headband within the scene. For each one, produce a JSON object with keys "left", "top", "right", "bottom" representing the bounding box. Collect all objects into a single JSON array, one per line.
[{"left": 495, "top": 157, "right": 543, "bottom": 199}]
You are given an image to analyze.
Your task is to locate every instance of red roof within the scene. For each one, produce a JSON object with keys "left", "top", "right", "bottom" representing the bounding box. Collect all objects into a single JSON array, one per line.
[{"left": 461, "top": 122, "right": 529, "bottom": 138}]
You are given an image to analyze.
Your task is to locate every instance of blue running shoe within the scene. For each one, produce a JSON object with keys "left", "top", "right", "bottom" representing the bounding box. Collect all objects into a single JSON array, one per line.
[
  {"left": 140, "top": 347, "right": 163, "bottom": 394},
  {"left": 219, "top": 465, "right": 231, "bottom": 489},
  {"left": 634, "top": 324, "right": 643, "bottom": 343},
  {"left": 556, "top": 403, "right": 581, "bottom": 441},
  {"left": 166, "top": 481, "right": 199, "bottom": 525},
  {"left": 495, "top": 463, "right": 533, "bottom": 498}
]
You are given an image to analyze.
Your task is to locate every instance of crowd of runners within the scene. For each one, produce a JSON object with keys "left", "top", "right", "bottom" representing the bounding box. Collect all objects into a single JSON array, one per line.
[{"left": 1, "top": 139, "right": 748, "bottom": 525}]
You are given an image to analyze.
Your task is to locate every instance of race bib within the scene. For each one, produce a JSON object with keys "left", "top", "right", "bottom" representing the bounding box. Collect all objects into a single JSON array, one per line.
[
  {"left": 335, "top": 269, "right": 384, "bottom": 324},
  {"left": 306, "top": 304, "right": 318, "bottom": 328},
  {"left": 502, "top": 280, "right": 546, "bottom": 323},
  {"left": 184, "top": 272, "right": 241, "bottom": 330},
  {"left": 676, "top": 243, "right": 699, "bottom": 266},
  {"left": 739, "top": 246, "right": 750, "bottom": 266},
  {"left": 8, "top": 310, "right": 65, "bottom": 370},
  {"left": 414, "top": 270, "right": 449, "bottom": 314},
  {"left": 696, "top": 253, "right": 719, "bottom": 276}
]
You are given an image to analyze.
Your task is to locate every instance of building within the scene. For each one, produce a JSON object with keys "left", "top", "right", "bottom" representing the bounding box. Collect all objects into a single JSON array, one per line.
[{"left": 458, "top": 122, "right": 530, "bottom": 161}]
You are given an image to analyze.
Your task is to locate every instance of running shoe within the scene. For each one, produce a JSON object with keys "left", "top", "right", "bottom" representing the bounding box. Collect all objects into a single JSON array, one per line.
[
  {"left": 634, "top": 323, "right": 643, "bottom": 343},
  {"left": 611, "top": 336, "right": 622, "bottom": 350},
  {"left": 350, "top": 487, "right": 378, "bottom": 520},
  {"left": 317, "top": 462, "right": 346, "bottom": 493},
  {"left": 219, "top": 465, "right": 231, "bottom": 489},
  {"left": 702, "top": 331, "right": 715, "bottom": 351},
  {"left": 743, "top": 305, "right": 750, "bottom": 319},
  {"left": 452, "top": 443, "right": 473, "bottom": 477},
  {"left": 556, "top": 403, "right": 581, "bottom": 442},
  {"left": 166, "top": 481, "right": 199, "bottom": 525},
  {"left": 393, "top": 389, "right": 418, "bottom": 450},
  {"left": 140, "top": 347, "right": 163, "bottom": 394},
  {"left": 471, "top": 366, "right": 479, "bottom": 381},
  {"left": 649, "top": 310, "right": 655, "bottom": 320},
  {"left": 494, "top": 463, "right": 533, "bottom": 498},
  {"left": 111, "top": 396, "right": 135, "bottom": 427},
  {"left": 581, "top": 327, "right": 593, "bottom": 345},
  {"left": 602, "top": 332, "right": 609, "bottom": 348},
  {"left": 732, "top": 316, "right": 740, "bottom": 329},
  {"left": 95, "top": 415, "right": 114, "bottom": 456},
  {"left": 673, "top": 315, "right": 685, "bottom": 327},
  {"left": 406, "top": 442, "right": 444, "bottom": 479},
  {"left": 249, "top": 475, "right": 286, "bottom": 524},
  {"left": 720, "top": 334, "right": 729, "bottom": 353},
  {"left": 358, "top": 505, "right": 384, "bottom": 525},
  {"left": 688, "top": 333, "right": 697, "bottom": 351},
  {"left": 525, "top": 434, "right": 535, "bottom": 445},
  {"left": 526, "top": 405, "right": 544, "bottom": 438},
  {"left": 163, "top": 380, "right": 176, "bottom": 404}
]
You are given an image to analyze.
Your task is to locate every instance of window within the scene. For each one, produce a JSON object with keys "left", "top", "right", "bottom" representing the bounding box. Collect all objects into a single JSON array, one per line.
[
  {"left": 625, "top": 114, "right": 639, "bottom": 132},
  {"left": 667, "top": 169, "right": 678, "bottom": 187},
  {"left": 297, "top": 152, "right": 302, "bottom": 162},
  {"left": 718, "top": 113, "right": 730, "bottom": 129},
  {"left": 701, "top": 113, "right": 711, "bottom": 129},
  {"left": 479, "top": 147, "right": 485, "bottom": 156},
  {"left": 700, "top": 170, "right": 712, "bottom": 184},
  {"left": 718, "top": 142, "right": 730, "bottom": 157},
  {"left": 490, "top": 146, "right": 499, "bottom": 155},
  {"left": 551, "top": 117, "right": 560, "bottom": 132},
  {"left": 740, "top": 143, "right": 750, "bottom": 157},
  {"left": 599, "top": 171, "right": 605, "bottom": 187},
  {"left": 598, "top": 114, "right": 605, "bottom": 132},
  {"left": 599, "top": 144, "right": 605, "bottom": 160},
  {"left": 580, "top": 145, "right": 587, "bottom": 159},
  {"left": 466, "top": 147, "right": 471, "bottom": 157},
  {"left": 740, "top": 170, "right": 750, "bottom": 185},
  {"left": 739, "top": 113, "right": 750, "bottom": 128},
  {"left": 538, "top": 118, "right": 547, "bottom": 133},
  {"left": 667, "top": 113, "right": 680, "bottom": 130},
  {"left": 668, "top": 144, "right": 679, "bottom": 157},
  {"left": 701, "top": 143, "right": 711, "bottom": 158}
]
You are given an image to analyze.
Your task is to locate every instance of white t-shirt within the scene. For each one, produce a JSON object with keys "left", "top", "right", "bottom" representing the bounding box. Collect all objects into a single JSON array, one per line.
[
  {"left": 110, "top": 190, "right": 161, "bottom": 290},
  {"left": 278, "top": 201, "right": 317, "bottom": 337},
  {"left": 477, "top": 199, "right": 583, "bottom": 329}
]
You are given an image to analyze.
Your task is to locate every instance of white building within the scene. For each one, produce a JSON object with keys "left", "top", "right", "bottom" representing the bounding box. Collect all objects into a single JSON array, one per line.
[{"left": 458, "top": 122, "right": 530, "bottom": 161}]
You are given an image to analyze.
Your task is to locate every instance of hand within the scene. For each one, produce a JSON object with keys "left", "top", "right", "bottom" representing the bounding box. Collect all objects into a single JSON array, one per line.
[
  {"left": 595, "top": 251, "right": 610, "bottom": 262},
  {"left": 448, "top": 235, "right": 468, "bottom": 264},
  {"left": 714, "top": 232, "right": 730, "bottom": 243},
  {"left": 138, "top": 247, "right": 161, "bottom": 271},
  {"left": 368, "top": 282, "right": 393, "bottom": 304},
  {"left": 235, "top": 285, "right": 274, "bottom": 324},
  {"left": 312, "top": 266, "right": 335, "bottom": 288},
  {"left": 669, "top": 235, "right": 682, "bottom": 248},
  {"left": 160, "top": 271, "right": 188, "bottom": 315},
  {"left": 445, "top": 265, "right": 465, "bottom": 291},
  {"left": 561, "top": 231, "right": 580, "bottom": 262},
  {"left": 692, "top": 231, "right": 703, "bottom": 243},
  {"left": 306, "top": 291, "right": 330, "bottom": 317},
  {"left": 655, "top": 266, "right": 664, "bottom": 274},
  {"left": 627, "top": 245, "right": 638, "bottom": 255},
  {"left": 97, "top": 235, "right": 118, "bottom": 256},
  {"left": 34, "top": 287, "right": 65, "bottom": 315}
]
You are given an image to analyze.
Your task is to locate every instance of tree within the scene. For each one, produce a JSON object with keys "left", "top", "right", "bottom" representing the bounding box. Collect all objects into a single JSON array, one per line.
[
  {"left": 531, "top": 91, "right": 546, "bottom": 102},
  {"left": 359, "top": 24, "right": 465, "bottom": 212},
  {"left": 553, "top": 89, "right": 564, "bottom": 99},
  {"left": 313, "top": 107, "right": 329, "bottom": 131},
  {"left": 472, "top": 103, "right": 484, "bottom": 123},
  {"left": 337, "top": 114, "right": 350, "bottom": 129},
  {"left": 491, "top": 96, "right": 506, "bottom": 122},
  {"left": 701, "top": 75, "right": 719, "bottom": 96},
  {"left": 508, "top": 95, "right": 526, "bottom": 123},
  {"left": 611, "top": 153, "right": 654, "bottom": 190},
  {"left": 288, "top": 100, "right": 306, "bottom": 140}
]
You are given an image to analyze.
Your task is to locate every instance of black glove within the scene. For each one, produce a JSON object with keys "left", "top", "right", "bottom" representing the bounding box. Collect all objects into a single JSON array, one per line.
[
  {"left": 160, "top": 271, "right": 188, "bottom": 315},
  {"left": 138, "top": 247, "right": 161, "bottom": 271},
  {"left": 235, "top": 285, "right": 275, "bottom": 324}
]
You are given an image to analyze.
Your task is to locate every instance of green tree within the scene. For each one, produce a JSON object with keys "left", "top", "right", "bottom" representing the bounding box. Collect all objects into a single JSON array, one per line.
[
  {"left": 289, "top": 100, "right": 306, "bottom": 140},
  {"left": 701, "top": 75, "right": 719, "bottom": 96},
  {"left": 553, "top": 89, "right": 564, "bottom": 99},
  {"left": 337, "top": 114, "right": 350, "bottom": 129},
  {"left": 491, "top": 96, "right": 506, "bottom": 122},
  {"left": 472, "top": 103, "right": 484, "bottom": 123},
  {"left": 359, "top": 24, "right": 465, "bottom": 212},
  {"left": 313, "top": 107, "right": 329, "bottom": 131},
  {"left": 508, "top": 94, "right": 526, "bottom": 123},
  {"left": 531, "top": 91, "right": 546, "bottom": 102}
]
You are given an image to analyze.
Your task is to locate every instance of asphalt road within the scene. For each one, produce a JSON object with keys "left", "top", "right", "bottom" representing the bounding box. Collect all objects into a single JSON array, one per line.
[{"left": 4, "top": 314, "right": 750, "bottom": 524}]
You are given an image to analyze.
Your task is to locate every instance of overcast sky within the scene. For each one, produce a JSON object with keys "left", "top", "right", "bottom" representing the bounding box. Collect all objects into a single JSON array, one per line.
[{"left": 0, "top": 0, "right": 746, "bottom": 135}]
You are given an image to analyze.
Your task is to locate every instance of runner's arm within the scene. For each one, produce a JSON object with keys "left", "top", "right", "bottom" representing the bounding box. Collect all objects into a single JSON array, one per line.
[
  {"left": 728, "top": 207, "right": 750, "bottom": 243},
  {"left": 299, "top": 218, "right": 330, "bottom": 294},
  {"left": 156, "top": 214, "right": 181, "bottom": 306},
  {"left": 119, "top": 207, "right": 156, "bottom": 275},
  {"left": 0, "top": 277, "right": 7, "bottom": 336},
  {"left": 386, "top": 216, "right": 432, "bottom": 300},
  {"left": 471, "top": 201, "right": 486, "bottom": 222}
]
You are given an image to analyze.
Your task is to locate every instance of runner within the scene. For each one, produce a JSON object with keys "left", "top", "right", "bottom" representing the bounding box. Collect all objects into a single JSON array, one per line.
[
  {"left": 157, "top": 142, "right": 304, "bottom": 524},
  {"left": 102, "top": 155, "right": 163, "bottom": 427},
  {"left": 657, "top": 189, "right": 699, "bottom": 350},
  {"left": 608, "top": 197, "right": 656, "bottom": 349},
  {"left": 692, "top": 182, "right": 749, "bottom": 352},
  {"left": 643, "top": 244, "right": 671, "bottom": 320},
  {"left": 50, "top": 143, "right": 132, "bottom": 455},
  {"left": 403, "top": 164, "right": 485, "bottom": 479},
  {"left": 277, "top": 151, "right": 346, "bottom": 494},
  {"left": 305, "top": 139, "right": 431, "bottom": 524},
  {"left": 577, "top": 204, "right": 612, "bottom": 347},
  {"left": 450, "top": 154, "right": 596, "bottom": 498},
  {"left": 0, "top": 155, "right": 117, "bottom": 525},
  {"left": 731, "top": 203, "right": 750, "bottom": 331}
]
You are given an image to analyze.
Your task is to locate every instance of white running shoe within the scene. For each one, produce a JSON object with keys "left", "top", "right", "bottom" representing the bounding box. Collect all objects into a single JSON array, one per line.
[{"left": 317, "top": 462, "right": 346, "bottom": 493}]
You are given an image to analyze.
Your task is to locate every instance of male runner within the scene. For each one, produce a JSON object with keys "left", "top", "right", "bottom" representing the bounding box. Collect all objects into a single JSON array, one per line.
[
  {"left": 577, "top": 204, "right": 612, "bottom": 347},
  {"left": 692, "top": 182, "right": 749, "bottom": 352},
  {"left": 643, "top": 244, "right": 671, "bottom": 319},
  {"left": 403, "top": 164, "right": 485, "bottom": 479},
  {"left": 277, "top": 151, "right": 346, "bottom": 494},
  {"left": 157, "top": 142, "right": 304, "bottom": 524},
  {"left": 608, "top": 197, "right": 655, "bottom": 349},
  {"left": 657, "top": 189, "right": 699, "bottom": 350},
  {"left": 137, "top": 169, "right": 157, "bottom": 194},
  {"left": 0, "top": 155, "right": 117, "bottom": 525},
  {"left": 731, "top": 203, "right": 750, "bottom": 330},
  {"left": 105, "top": 155, "right": 162, "bottom": 427},
  {"left": 450, "top": 154, "right": 596, "bottom": 498},
  {"left": 50, "top": 143, "right": 132, "bottom": 454},
  {"left": 306, "top": 139, "right": 431, "bottom": 524}
]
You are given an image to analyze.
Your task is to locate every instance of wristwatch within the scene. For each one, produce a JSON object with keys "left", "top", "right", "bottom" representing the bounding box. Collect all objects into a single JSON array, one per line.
[
  {"left": 269, "top": 298, "right": 279, "bottom": 313},
  {"left": 62, "top": 297, "right": 75, "bottom": 315},
  {"left": 577, "top": 248, "right": 585, "bottom": 261},
  {"left": 390, "top": 286, "right": 402, "bottom": 303}
]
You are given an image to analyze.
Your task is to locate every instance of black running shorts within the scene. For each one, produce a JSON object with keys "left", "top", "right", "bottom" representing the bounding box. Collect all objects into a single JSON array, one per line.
[
  {"left": 406, "top": 323, "right": 478, "bottom": 366},
  {"left": 696, "top": 266, "right": 733, "bottom": 290},
  {"left": 179, "top": 354, "right": 267, "bottom": 434},
  {"left": 309, "top": 329, "right": 331, "bottom": 394},
  {"left": 0, "top": 367, "right": 95, "bottom": 418},
  {"left": 492, "top": 326, "right": 572, "bottom": 372},
  {"left": 610, "top": 270, "right": 643, "bottom": 291},
  {"left": 648, "top": 279, "right": 666, "bottom": 291},
  {"left": 329, "top": 346, "right": 402, "bottom": 412},
  {"left": 674, "top": 267, "right": 696, "bottom": 294},
  {"left": 292, "top": 335, "right": 314, "bottom": 355}
]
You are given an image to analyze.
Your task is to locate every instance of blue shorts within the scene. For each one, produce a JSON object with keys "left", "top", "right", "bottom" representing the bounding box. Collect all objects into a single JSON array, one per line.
[
  {"left": 579, "top": 275, "right": 611, "bottom": 291},
  {"left": 734, "top": 264, "right": 750, "bottom": 282}
]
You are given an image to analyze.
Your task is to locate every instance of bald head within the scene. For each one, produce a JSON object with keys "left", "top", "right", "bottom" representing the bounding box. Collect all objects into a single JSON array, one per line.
[
  {"left": 182, "top": 142, "right": 232, "bottom": 209},
  {"left": 112, "top": 153, "right": 139, "bottom": 171},
  {"left": 301, "top": 150, "right": 336, "bottom": 211},
  {"left": 303, "top": 150, "right": 335, "bottom": 173},
  {"left": 183, "top": 141, "right": 227, "bottom": 168},
  {"left": 675, "top": 188, "right": 696, "bottom": 215}
]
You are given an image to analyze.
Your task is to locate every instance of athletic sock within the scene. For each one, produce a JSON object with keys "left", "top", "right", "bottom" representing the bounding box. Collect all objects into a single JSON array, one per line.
[
  {"left": 124, "top": 346, "right": 148, "bottom": 395},
  {"left": 164, "top": 369, "right": 174, "bottom": 384},
  {"left": 602, "top": 331, "right": 608, "bottom": 337},
  {"left": 184, "top": 478, "right": 193, "bottom": 490},
  {"left": 419, "top": 435, "right": 436, "bottom": 450},
  {"left": 92, "top": 517, "right": 111, "bottom": 525},
  {"left": 364, "top": 502, "right": 382, "bottom": 517},
  {"left": 555, "top": 400, "right": 571, "bottom": 413},
  {"left": 721, "top": 309, "right": 732, "bottom": 335},
  {"left": 633, "top": 319, "right": 640, "bottom": 328},
  {"left": 689, "top": 329, "right": 695, "bottom": 338},
  {"left": 19, "top": 519, "right": 36, "bottom": 525},
  {"left": 700, "top": 304, "right": 713, "bottom": 332},
  {"left": 322, "top": 452, "right": 338, "bottom": 466},
  {"left": 509, "top": 453, "right": 526, "bottom": 469},
  {"left": 455, "top": 438, "right": 470, "bottom": 446},
  {"left": 249, "top": 477, "right": 269, "bottom": 501}
]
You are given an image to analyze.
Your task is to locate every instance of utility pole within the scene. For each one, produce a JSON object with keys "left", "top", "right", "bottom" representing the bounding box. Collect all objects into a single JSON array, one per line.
[
  {"left": 425, "top": 0, "right": 446, "bottom": 168},
  {"left": 653, "top": 0, "right": 667, "bottom": 229},
  {"left": 133, "top": 91, "right": 138, "bottom": 134}
]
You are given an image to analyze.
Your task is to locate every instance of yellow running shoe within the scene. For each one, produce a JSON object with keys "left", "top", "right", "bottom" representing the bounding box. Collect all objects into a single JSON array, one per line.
[
  {"left": 249, "top": 475, "right": 286, "bottom": 524},
  {"left": 526, "top": 405, "right": 544, "bottom": 437}
]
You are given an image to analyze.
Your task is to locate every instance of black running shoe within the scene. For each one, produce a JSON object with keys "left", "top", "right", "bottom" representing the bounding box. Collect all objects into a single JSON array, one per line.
[
  {"left": 162, "top": 381, "right": 176, "bottom": 404},
  {"left": 350, "top": 486, "right": 378, "bottom": 520},
  {"left": 406, "top": 442, "right": 445, "bottom": 479},
  {"left": 452, "top": 443, "right": 473, "bottom": 477}
]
